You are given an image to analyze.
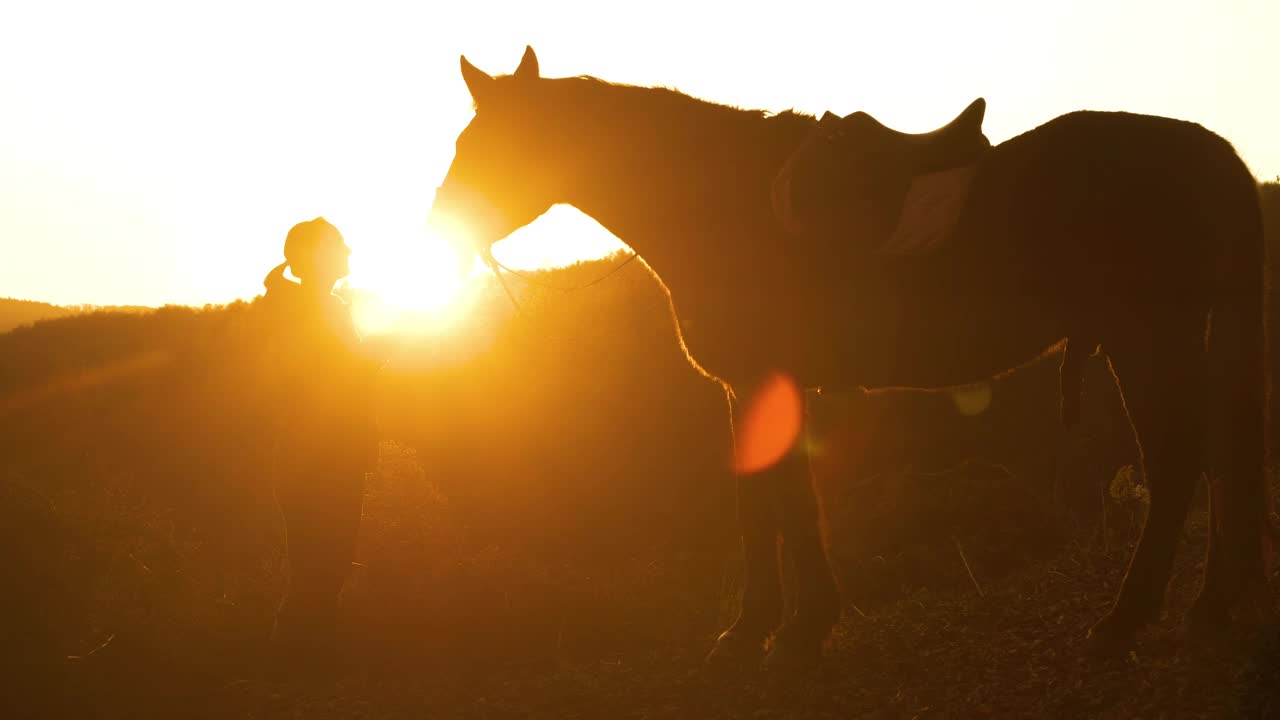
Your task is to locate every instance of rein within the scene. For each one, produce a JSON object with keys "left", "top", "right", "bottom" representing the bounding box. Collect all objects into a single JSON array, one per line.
[
  {"left": 481, "top": 247, "right": 640, "bottom": 320},
  {"left": 477, "top": 247, "right": 647, "bottom": 484},
  {"left": 476, "top": 243, "right": 660, "bottom": 488}
]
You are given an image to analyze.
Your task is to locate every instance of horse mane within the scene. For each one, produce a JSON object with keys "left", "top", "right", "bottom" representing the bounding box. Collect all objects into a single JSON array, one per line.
[
  {"left": 561, "top": 74, "right": 810, "bottom": 120},
  {"left": 487, "top": 71, "right": 816, "bottom": 159},
  {"left": 557, "top": 74, "right": 814, "bottom": 134}
]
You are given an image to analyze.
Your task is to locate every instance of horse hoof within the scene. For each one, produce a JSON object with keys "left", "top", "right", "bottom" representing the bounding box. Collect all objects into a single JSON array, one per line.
[
  {"left": 762, "top": 631, "right": 823, "bottom": 676},
  {"left": 1084, "top": 616, "right": 1136, "bottom": 657},
  {"left": 704, "top": 630, "right": 765, "bottom": 675}
]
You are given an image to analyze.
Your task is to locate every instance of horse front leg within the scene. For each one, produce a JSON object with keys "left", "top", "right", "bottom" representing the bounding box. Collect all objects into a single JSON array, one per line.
[
  {"left": 706, "top": 381, "right": 840, "bottom": 671},
  {"left": 706, "top": 462, "right": 784, "bottom": 668},
  {"left": 766, "top": 414, "right": 841, "bottom": 671}
]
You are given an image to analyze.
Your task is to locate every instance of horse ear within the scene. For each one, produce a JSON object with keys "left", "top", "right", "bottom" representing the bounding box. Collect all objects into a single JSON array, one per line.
[
  {"left": 514, "top": 45, "right": 540, "bottom": 79},
  {"left": 460, "top": 55, "right": 494, "bottom": 103}
]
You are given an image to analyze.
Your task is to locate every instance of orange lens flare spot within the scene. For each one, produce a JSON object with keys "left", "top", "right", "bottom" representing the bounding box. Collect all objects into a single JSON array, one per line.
[{"left": 733, "top": 372, "right": 804, "bottom": 474}]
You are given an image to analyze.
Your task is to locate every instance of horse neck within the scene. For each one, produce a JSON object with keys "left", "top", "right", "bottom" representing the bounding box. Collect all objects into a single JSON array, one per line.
[{"left": 561, "top": 93, "right": 812, "bottom": 287}]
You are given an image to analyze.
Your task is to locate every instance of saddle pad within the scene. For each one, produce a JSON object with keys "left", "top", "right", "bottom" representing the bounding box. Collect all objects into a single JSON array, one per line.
[{"left": 875, "top": 164, "right": 977, "bottom": 256}]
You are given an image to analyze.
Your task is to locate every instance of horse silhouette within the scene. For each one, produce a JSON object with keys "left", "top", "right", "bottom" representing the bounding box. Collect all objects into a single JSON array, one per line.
[{"left": 427, "top": 46, "right": 1272, "bottom": 670}]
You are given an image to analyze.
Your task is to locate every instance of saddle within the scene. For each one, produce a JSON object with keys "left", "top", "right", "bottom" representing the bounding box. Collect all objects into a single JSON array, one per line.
[
  {"left": 826, "top": 97, "right": 989, "bottom": 172},
  {"left": 773, "top": 98, "right": 991, "bottom": 255}
]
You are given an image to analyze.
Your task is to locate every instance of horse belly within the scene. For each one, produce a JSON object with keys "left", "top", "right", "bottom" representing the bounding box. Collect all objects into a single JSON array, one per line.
[
  {"left": 804, "top": 258, "right": 1067, "bottom": 391},
  {"left": 892, "top": 293, "right": 1064, "bottom": 387},
  {"left": 669, "top": 263, "right": 1061, "bottom": 392}
]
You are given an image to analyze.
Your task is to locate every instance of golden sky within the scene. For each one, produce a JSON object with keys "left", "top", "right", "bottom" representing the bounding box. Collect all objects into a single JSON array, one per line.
[{"left": 2, "top": 0, "right": 1277, "bottom": 307}]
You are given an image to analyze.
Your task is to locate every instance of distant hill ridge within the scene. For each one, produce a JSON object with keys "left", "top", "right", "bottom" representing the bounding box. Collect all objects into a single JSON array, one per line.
[{"left": 0, "top": 297, "right": 154, "bottom": 334}]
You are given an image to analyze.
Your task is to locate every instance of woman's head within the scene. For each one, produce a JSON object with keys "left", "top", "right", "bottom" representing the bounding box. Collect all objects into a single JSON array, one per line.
[{"left": 284, "top": 217, "right": 350, "bottom": 286}]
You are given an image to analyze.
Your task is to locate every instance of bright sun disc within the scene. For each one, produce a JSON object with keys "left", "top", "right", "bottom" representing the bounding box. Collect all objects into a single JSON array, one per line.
[{"left": 347, "top": 229, "right": 473, "bottom": 335}]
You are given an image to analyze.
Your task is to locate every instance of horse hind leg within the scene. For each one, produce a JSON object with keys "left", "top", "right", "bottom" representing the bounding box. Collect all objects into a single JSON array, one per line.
[
  {"left": 1188, "top": 272, "right": 1274, "bottom": 631},
  {"left": 1087, "top": 331, "right": 1207, "bottom": 654}
]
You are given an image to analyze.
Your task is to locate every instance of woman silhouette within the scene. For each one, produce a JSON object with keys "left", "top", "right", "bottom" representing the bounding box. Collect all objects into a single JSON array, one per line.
[{"left": 260, "top": 217, "right": 382, "bottom": 657}]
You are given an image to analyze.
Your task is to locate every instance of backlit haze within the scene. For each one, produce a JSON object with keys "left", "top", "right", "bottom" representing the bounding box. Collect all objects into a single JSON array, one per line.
[{"left": 2, "top": 0, "right": 1277, "bottom": 320}]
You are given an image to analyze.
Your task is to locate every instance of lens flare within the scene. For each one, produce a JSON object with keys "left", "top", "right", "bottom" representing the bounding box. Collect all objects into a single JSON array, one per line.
[
  {"left": 950, "top": 383, "right": 993, "bottom": 416},
  {"left": 733, "top": 372, "right": 804, "bottom": 474}
]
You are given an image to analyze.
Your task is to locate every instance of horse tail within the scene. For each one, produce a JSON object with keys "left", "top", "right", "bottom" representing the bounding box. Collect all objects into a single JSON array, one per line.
[{"left": 1206, "top": 168, "right": 1275, "bottom": 609}]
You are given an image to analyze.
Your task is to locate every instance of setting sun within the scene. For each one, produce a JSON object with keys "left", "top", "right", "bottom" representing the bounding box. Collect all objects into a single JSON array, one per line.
[
  {"left": 344, "top": 228, "right": 482, "bottom": 335},
  {"left": 351, "top": 230, "right": 465, "bottom": 311}
]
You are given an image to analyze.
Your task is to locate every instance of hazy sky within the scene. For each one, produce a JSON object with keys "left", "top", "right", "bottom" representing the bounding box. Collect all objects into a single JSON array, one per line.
[{"left": 2, "top": 0, "right": 1277, "bottom": 306}]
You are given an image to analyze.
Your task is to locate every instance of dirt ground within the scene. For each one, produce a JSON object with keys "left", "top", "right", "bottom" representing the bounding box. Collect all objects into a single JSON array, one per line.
[{"left": 8, "top": 444, "right": 1277, "bottom": 720}]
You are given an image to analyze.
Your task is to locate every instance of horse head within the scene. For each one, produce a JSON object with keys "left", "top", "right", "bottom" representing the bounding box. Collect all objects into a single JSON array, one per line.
[{"left": 428, "top": 46, "right": 578, "bottom": 267}]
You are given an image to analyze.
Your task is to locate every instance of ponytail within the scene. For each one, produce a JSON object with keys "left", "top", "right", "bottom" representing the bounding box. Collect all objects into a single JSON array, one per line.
[{"left": 263, "top": 262, "right": 290, "bottom": 293}]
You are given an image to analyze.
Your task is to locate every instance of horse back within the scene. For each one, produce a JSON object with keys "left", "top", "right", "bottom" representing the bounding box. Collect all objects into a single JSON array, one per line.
[
  {"left": 820, "top": 111, "right": 1261, "bottom": 389},
  {"left": 960, "top": 110, "right": 1255, "bottom": 265},
  {"left": 933, "top": 111, "right": 1258, "bottom": 315}
]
